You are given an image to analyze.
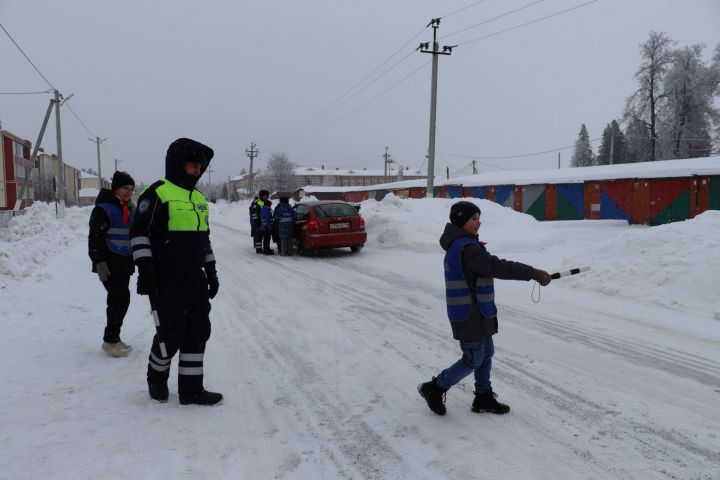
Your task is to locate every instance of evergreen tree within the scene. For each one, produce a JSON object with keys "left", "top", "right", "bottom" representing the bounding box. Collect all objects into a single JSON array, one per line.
[
  {"left": 597, "top": 120, "right": 627, "bottom": 165},
  {"left": 571, "top": 124, "right": 595, "bottom": 167}
]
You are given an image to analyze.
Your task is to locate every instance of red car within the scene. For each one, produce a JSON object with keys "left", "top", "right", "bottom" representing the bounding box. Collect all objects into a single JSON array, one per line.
[{"left": 293, "top": 201, "right": 367, "bottom": 254}]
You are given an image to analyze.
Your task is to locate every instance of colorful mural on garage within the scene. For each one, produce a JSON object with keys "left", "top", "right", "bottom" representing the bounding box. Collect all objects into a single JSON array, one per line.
[
  {"left": 556, "top": 184, "right": 584, "bottom": 220},
  {"left": 646, "top": 178, "right": 693, "bottom": 226},
  {"left": 521, "top": 184, "right": 546, "bottom": 220},
  {"left": 493, "top": 185, "right": 514, "bottom": 208},
  {"left": 598, "top": 179, "right": 634, "bottom": 222},
  {"left": 465, "top": 186, "right": 489, "bottom": 199},
  {"left": 445, "top": 185, "right": 463, "bottom": 198}
]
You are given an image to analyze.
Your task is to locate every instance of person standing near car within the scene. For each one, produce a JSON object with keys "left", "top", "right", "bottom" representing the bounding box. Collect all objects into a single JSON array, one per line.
[
  {"left": 273, "top": 196, "right": 295, "bottom": 256},
  {"left": 130, "top": 138, "right": 222, "bottom": 406},
  {"left": 250, "top": 190, "right": 270, "bottom": 254},
  {"left": 418, "top": 201, "right": 551, "bottom": 416},
  {"left": 259, "top": 193, "right": 274, "bottom": 255},
  {"left": 88, "top": 171, "right": 136, "bottom": 358}
]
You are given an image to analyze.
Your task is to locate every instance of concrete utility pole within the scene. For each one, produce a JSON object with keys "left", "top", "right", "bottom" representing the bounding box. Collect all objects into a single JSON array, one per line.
[
  {"left": 558, "top": 152, "right": 561, "bottom": 169},
  {"left": 419, "top": 18, "right": 454, "bottom": 198},
  {"left": 383, "top": 146, "right": 395, "bottom": 182},
  {"left": 245, "top": 142, "right": 259, "bottom": 196},
  {"left": 472, "top": 160, "right": 477, "bottom": 175},
  {"left": 53, "top": 89, "right": 66, "bottom": 212},
  {"left": 88, "top": 136, "right": 108, "bottom": 188},
  {"left": 27, "top": 98, "right": 55, "bottom": 203},
  {"left": 609, "top": 131, "right": 615, "bottom": 165},
  {"left": 114, "top": 158, "right": 121, "bottom": 172}
]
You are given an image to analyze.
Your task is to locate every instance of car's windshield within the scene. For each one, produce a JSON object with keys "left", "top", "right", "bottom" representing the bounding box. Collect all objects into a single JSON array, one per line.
[{"left": 316, "top": 203, "right": 359, "bottom": 218}]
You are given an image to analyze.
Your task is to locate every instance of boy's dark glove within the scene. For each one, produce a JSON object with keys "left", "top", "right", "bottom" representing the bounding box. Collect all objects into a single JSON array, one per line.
[
  {"left": 137, "top": 264, "right": 159, "bottom": 296},
  {"left": 532, "top": 268, "right": 551, "bottom": 286},
  {"left": 96, "top": 261, "right": 111, "bottom": 283},
  {"left": 205, "top": 264, "right": 219, "bottom": 299}
]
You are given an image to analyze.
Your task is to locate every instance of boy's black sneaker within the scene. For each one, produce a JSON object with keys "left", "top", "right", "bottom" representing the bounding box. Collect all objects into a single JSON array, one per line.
[
  {"left": 472, "top": 390, "right": 510, "bottom": 414},
  {"left": 148, "top": 382, "right": 169, "bottom": 403},
  {"left": 179, "top": 389, "right": 223, "bottom": 406},
  {"left": 418, "top": 377, "right": 447, "bottom": 415}
]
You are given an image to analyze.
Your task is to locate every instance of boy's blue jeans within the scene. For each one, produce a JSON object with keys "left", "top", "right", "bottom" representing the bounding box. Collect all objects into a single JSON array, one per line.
[{"left": 435, "top": 337, "right": 494, "bottom": 394}]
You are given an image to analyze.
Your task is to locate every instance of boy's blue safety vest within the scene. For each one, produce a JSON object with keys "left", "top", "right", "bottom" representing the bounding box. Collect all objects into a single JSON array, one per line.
[
  {"left": 444, "top": 236, "right": 497, "bottom": 329},
  {"left": 98, "top": 202, "right": 131, "bottom": 256}
]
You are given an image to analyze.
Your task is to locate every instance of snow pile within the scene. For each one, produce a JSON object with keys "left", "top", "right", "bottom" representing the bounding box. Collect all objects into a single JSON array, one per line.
[
  {"left": 360, "top": 194, "right": 556, "bottom": 254},
  {"left": 560, "top": 210, "right": 720, "bottom": 318},
  {"left": 0, "top": 203, "right": 89, "bottom": 288}
]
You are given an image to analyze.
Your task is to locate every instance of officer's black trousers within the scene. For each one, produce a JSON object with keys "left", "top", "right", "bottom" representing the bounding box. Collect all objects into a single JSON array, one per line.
[
  {"left": 146, "top": 269, "right": 211, "bottom": 394},
  {"left": 102, "top": 273, "right": 131, "bottom": 343}
]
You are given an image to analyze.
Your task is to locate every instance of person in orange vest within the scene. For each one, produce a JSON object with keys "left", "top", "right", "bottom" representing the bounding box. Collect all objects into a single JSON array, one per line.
[{"left": 88, "top": 171, "right": 136, "bottom": 358}]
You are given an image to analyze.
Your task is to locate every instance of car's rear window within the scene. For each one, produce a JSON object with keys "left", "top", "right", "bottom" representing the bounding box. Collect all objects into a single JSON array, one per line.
[{"left": 316, "top": 203, "right": 359, "bottom": 218}]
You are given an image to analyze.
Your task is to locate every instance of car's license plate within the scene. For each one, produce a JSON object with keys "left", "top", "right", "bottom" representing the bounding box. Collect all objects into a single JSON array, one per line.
[{"left": 329, "top": 222, "right": 350, "bottom": 229}]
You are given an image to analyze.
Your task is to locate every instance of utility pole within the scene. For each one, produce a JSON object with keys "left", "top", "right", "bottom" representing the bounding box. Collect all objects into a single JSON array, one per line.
[
  {"left": 383, "top": 146, "right": 395, "bottom": 182},
  {"left": 609, "top": 131, "right": 615, "bottom": 165},
  {"left": 114, "top": 158, "right": 122, "bottom": 172},
  {"left": 558, "top": 152, "right": 561, "bottom": 169},
  {"left": 446, "top": 166, "right": 450, "bottom": 180},
  {"left": 27, "top": 98, "right": 55, "bottom": 204},
  {"left": 54, "top": 89, "right": 65, "bottom": 213},
  {"left": 472, "top": 160, "right": 477, "bottom": 175},
  {"left": 88, "top": 136, "right": 108, "bottom": 188},
  {"left": 245, "top": 142, "right": 259, "bottom": 197},
  {"left": 419, "top": 18, "right": 455, "bottom": 198}
]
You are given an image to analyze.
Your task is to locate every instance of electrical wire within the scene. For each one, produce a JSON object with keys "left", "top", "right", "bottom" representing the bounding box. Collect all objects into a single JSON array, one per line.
[
  {"left": 440, "top": 0, "right": 491, "bottom": 19},
  {"left": 63, "top": 101, "right": 98, "bottom": 138},
  {"left": 439, "top": 136, "right": 602, "bottom": 160},
  {"left": 0, "top": 89, "right": 52, "bottom": 95},
  {"left": 456, "top": 0, "right": 600, "bottom": 47},
  {"left": 440, "top": 0, "right": 544, "bottom": 40},
  {"left": 0, "top": 22, "right": 56, "bottom": 90}
]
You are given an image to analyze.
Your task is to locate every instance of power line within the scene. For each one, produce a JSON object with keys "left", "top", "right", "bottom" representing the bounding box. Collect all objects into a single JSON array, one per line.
[
  {"left": 63, "top": 101, "right": 98, "bottom": 138},
  {"left": 0, "top": 89, "right": 52, "bottom": 95},
  {"left": 456, "top": 0, "right": 600, "bottom": 47},
  {"left": 440, "top": 136, "right": 602, "bottom": 160},
  {"left": 440, "top": 0, "right": 490, "bottom": 19},
  {"left": 440, "top": 0, "right": 545, "bottom": 40},
  {"left": 0, "top": 22, "right": 56, "bottom": 90}
]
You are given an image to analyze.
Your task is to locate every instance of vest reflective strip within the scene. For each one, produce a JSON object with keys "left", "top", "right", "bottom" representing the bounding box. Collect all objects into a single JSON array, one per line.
[
  {"left": 279, "top": 217, "right": 293, "bottom": 222},
  {"left": 131, "top": 236, "right": 151, "bottom": 246},
  {"left": 178, "top": 367, "right": 203, "bottom": 375},
  {"left": 476, "top": 293, "right": 494, "bottom": 302},
  {"left": 445, "top": 280, "right": 469, "bottom": 289},
  {"left": 179, "top": 353, "right": 204, "bottom": 362},
  {"left": 150, "top": 362, "right": 171, "bottom": 372},
  {"left": 107, "top": 227, "right": 129, "bottom": 235},
  {"left": 133, "top": 249, "right": 152, "bottom": 261},
  {"left": 111, "top": 240, "right": 130, "bottom": 247},
  {"left": 447, "top": 295, "right": 471, "bottom": 305}
]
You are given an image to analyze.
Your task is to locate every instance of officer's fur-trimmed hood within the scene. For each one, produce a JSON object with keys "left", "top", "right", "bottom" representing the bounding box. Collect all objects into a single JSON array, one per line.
[{"left": 165, "top": 138, "right": 214, "bottom": 190}]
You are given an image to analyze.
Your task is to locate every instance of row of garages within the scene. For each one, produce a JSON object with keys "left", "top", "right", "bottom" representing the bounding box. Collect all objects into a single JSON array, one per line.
[{"left": 303, "top": 158, "right": 720, "bottom": 226}]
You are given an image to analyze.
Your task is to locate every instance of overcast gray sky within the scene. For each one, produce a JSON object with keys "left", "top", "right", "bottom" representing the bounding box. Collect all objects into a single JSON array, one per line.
[{"left": 1, "top": 0, "right": 718, "bottom": 185}]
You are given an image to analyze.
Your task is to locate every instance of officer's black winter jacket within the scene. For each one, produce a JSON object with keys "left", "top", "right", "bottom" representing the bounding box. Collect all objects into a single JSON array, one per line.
[{"left": 130, "top": 138, "right": 216, "bottom": 273}]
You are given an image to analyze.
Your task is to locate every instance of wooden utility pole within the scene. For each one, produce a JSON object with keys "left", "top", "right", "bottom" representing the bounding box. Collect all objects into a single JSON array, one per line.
[
  {"left": 383, "top": 146, "right": 394, "bottom": 182},
  {"left": 419, "top": 18, "right": 454, "bottom": 198},
  {"left": 54, "top": 89, "right": 65, "bottom": 213},
  {"left": 88, "top": 136, "right": 108, "bottom": 188}
]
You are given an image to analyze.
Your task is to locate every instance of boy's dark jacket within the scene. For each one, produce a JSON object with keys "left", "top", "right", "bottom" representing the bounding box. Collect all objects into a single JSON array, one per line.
[
  {"left": 440, "top": 223, "right": 534, "bottom": 340},
  {"left": 88, "top": 188, "right": 135, "bottom": 276}
]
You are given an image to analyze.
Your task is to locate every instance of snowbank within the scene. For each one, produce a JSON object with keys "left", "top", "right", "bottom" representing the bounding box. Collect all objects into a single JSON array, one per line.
[{"left": 0, "top": 203, "right": 90, "bottom": 288}]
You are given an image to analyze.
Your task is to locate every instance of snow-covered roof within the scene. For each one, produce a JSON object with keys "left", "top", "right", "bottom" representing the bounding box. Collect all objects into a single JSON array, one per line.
[
  {"left": 295, "top": 166, "right": 424, "bottom": 177},
  {"left": 79, "top": 187, "right": 99, "bottom": 197},
  {"left": 450, "top": 156, "right": 720, "bottom": 187}
]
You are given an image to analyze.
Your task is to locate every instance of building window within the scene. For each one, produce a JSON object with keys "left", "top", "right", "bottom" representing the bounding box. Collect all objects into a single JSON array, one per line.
[
  {"left": 15, "top": 163, "right": 26, "bottom": 178},
  {"left": 308, "top": 176, "right": 322, "bottom": 185},
  {"left": 14, "top": 142, "right": 24, "bottom": 158}
]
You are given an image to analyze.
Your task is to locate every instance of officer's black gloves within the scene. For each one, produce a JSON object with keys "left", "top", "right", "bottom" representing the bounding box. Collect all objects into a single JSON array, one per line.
[
  {"left": 205, "top": 263, "right": 219, "bottom": 299},
  {"left": 137, "top": 264, "right": 159, "bottom": 296},
  {"left": 96, "top": 261, "right": 111, "bottom": 283},
  {"left": 532, "top": 268, "right": 552, "bottom": 286}
]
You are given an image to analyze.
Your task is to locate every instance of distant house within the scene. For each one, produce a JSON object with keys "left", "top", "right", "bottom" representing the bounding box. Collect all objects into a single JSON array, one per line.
[
  {"left": 78, "top": 170, "right": 111, "bottom": 206},
  {"left": 0, "top": 129, "right": 33, "bottom": 211},
  {"left": 33, "top": 152, "right": 81, "bottom": 206}
]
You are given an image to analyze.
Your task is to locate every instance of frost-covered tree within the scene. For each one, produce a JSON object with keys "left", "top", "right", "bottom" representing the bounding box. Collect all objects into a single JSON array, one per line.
[
  {"left": 571, "top": 124, "right": 595, "bottom": 167},
  {"left": 624, "top": 32, "right": 676, "bottom": 161},
  {"left": 657, "top": 44, "right": 720, "bottom": 159},
  {"left": 596, "top": 120, "right": 627, "bottom": 165},
  {"left": 624, "top": 118, "right": 652, "bottom": 163},
  {"left": 259, "top": 153, "right": 297, "bottom": 193}
]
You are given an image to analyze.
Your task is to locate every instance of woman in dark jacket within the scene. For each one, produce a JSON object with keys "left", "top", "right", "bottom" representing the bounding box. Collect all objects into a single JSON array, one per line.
[{"left": 88, "top": 171, "right": 136, "bottom": 357}]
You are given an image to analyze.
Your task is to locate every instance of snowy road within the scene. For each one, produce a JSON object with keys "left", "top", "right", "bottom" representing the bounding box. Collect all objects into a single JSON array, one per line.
[{"left": 2, "top": 201, "right": 719, "bottom": 479}]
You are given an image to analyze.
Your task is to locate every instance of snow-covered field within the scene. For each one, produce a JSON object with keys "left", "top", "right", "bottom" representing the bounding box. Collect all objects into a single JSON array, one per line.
[{"left": 1, "top": 198, "right": 718, "bottom": 480}]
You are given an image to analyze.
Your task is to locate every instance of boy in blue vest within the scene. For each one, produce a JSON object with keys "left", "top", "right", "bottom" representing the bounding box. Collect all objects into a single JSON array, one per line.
[
  {"left": 419, "top": 201, "right": 551, "bottom": 415},
  {"left": 88, "top": 171, "right": 136, "bottom": 358}
]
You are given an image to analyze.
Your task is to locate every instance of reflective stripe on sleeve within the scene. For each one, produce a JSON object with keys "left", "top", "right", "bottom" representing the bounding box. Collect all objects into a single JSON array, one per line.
[
  {"left": 133, "top": 248, "right": 152, "bottom": 261},
  {"left": 130, "top": 236, "right": 151, "bottom": 246}
]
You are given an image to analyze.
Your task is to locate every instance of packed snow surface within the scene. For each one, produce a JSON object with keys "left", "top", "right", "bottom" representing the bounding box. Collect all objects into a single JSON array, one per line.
[{"left": 1, "top": 197, "right": 718, "bottom": 479}]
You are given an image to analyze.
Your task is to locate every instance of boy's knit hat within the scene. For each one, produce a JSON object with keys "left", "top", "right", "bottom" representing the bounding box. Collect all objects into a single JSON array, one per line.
[
  {"left": 111, "top": 171, "right": 135, "bottom": 191},
  {"left": 450, "top": 201, "right": 481, "bottom": 227}
]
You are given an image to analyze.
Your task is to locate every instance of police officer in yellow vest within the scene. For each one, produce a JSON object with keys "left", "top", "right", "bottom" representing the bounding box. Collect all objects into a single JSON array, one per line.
[{"left": 130, "top": 138, "right": 222, "bottom": 406}]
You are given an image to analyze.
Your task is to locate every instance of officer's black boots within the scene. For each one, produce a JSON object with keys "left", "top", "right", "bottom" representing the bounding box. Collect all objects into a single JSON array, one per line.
[
  {"left": 472, "top": 390, "right": 510, "bottom": 414},
  {"left": 179, "top": 389, "right": 223, "bottom": 406},
  {"left": 418, "top": 377, "right": 447, "bottom": 415},
  {"left": 148, "top": 382, "right": 169, "bottom": 403}
]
